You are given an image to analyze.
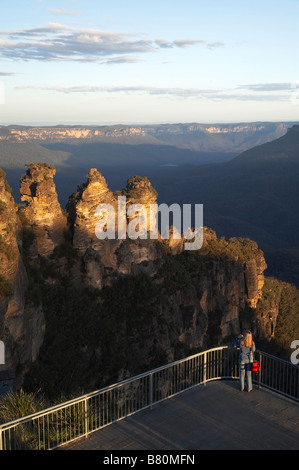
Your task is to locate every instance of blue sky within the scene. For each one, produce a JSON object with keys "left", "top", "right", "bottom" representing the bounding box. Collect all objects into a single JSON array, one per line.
[{"left": 1, "top": 0, "right": 299, "bottom": 124}]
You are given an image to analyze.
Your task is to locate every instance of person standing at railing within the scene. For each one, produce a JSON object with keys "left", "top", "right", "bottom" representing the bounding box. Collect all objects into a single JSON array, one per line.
[{"left": 231, "top": 331, "right": 256, "bottom": 392}]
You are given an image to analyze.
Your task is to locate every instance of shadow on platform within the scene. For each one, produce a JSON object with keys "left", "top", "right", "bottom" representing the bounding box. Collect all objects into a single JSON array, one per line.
[{"left": 59, "top": 380, "right": 299, "bottom": 450}]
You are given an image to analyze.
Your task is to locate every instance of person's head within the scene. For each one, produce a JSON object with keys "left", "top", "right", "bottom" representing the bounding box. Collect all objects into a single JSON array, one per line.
[{"left": 243, "top": 330, "right": 252, "bottom": 348}]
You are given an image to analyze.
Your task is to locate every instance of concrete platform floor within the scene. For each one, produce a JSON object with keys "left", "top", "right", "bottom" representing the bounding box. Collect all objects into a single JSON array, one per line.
[{"left": 60, "top": 380, "right": 299, "bottom": 451}]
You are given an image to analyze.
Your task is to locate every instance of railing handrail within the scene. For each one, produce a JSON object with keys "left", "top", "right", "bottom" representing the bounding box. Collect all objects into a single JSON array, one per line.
[
  {"left": 0, "top": 346, "right": 227, "bottom": 431},
  {"left": 0, "top": 346, "right": 298, "bottom": 450},
  {"left": 258, "top": 350, "right": 299, "bottom": 369}
]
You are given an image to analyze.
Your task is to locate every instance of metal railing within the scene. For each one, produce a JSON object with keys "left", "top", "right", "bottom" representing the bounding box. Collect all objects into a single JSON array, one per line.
[
  {"left": 0, "top": 346, "right": 298, "bottom": 450},
  {"left": 254, "top": 350, "right": 299, "bottom": 401}
]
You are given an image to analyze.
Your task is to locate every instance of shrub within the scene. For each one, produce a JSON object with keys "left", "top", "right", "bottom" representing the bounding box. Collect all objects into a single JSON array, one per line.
[{"left": 0, "top": 389, "right": 46, "bottom": 424}]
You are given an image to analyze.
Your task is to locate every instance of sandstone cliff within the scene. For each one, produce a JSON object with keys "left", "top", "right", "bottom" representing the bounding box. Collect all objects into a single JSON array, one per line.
[
  {"left": 67, "top": 168, "right": 118, "bottom": 253},
  {"left": 0, "top": 162, "right": 286, "bottom": 397},
  {"left": 66, "top": 170, "right": 162, "bottom": 289},
  {"left": 153, "top": 231, "right": 267, "bottom": 356},
  {"left": 0, "top": 170, "right": 45, "bottom": 388},
  {"left": 0, "top": 124, "right": 289, "bottom": 154},
  {"left": 20, "top": 163, "right": 67, "bottom": 259}
]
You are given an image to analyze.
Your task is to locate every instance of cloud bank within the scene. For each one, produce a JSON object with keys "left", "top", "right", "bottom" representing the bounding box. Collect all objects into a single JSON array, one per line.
[
  {"left": 15, "top": 84, "right": 218, "bottom": 98},
  {"left": 14, "top": 83, "right": 293, "bottom": 102},
  {"left": 0, "top": 23, "right": 219, "bottom": 63}
]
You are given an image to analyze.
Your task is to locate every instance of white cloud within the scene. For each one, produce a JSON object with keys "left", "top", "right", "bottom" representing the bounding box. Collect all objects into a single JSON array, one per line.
[
  {"left": 155, "top": 39, "right": 173, "bottom": 48},
  {"left": 0, "top": 38, "right": 14, "bottom": 46},
  {"left": 155, "top": 38, "right": 219, "bottom": 49},
  {"left": 7, "top": 23, "right": 76, "bottom": 37},
  {"left": 14, "top": 83, "right": 291, "bottom": 102},
  {"left": 0, "top": 72, "right": 17, "bottom": 76},
  {"left": 239, "top": 83, "right": 292, "bottom": 92},
  {"left": 15, "top": 84, "right": 219, "bottom": 97},
  {"left": 207, "top": 42, "right": 225, "bottom": 49},
  {"left": 173, "top": 39, "right": 206, "bottom": 48},
  {"left": 0, "top": 23, "right": 220, "bottom": 63},
  {"left": 48, "top": 8, "right": 83, "bottom": 16}
]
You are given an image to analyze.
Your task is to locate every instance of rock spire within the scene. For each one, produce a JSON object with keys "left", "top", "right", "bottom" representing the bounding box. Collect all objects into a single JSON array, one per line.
[{"left": 20, "top": 163, "right": 67, "bottom": 257}]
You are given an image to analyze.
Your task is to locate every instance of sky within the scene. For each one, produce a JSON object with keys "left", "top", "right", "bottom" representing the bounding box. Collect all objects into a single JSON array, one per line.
[{"left": 1, "top": 0, "right": 299, "bottom": 125}]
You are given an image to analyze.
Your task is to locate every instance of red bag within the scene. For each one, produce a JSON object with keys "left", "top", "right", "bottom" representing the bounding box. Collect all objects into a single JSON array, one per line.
[{"left": 251, "top": 360, "right": 261, "bottom": 373}]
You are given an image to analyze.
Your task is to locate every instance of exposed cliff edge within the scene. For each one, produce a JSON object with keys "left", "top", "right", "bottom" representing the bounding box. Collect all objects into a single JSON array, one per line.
[
  {"left": 0, "top": 162, "right": 297, "bottom": 398},
  {"left": 0, "top": 169, "right": 45, "bottom": 389}
]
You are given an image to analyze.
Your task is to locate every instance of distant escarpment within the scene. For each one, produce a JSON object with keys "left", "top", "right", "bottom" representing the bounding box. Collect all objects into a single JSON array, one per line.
[
  {"left": 0, "top": 163, "right": 297, "bottom": 399},
  {"left": 0, "top": 122, "right": 291, "bottom": 153}
]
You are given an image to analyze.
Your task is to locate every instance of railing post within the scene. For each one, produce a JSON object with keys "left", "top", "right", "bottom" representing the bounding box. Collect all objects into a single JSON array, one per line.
[
  {"left": 203, "top": 352, "right": 207, "bottom": 386},
  {"left": 149, "top": 373, "right": 153, "bottom": 410},
  {"left": 0, "top": 428, "right": 3, "bottom": 451},
  {"left": 258, "top": 354, "right": 262, "bottom": 389},
  {"left": 84, "top": 398, "right": 89, "bottom": 438}
]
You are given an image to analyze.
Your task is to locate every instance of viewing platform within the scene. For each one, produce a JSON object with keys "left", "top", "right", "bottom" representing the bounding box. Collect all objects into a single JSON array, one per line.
[
  {"left": 61, "top": 379, "right": 299, "bottom": 451},
  {"left": 1, "top": 347, "right": 298, "bottom": 451}
]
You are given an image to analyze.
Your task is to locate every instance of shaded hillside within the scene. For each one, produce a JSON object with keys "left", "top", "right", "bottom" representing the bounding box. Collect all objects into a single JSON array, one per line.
[
  {"left": 231, "top": 124, "right": 299, "bottom": 165},
  {"left": 148, "top": 126, "right": 299, "bottom": 286},
  {"left": 0, "top": 141, "right": 71, "bottom": 169},
  {"left": 0, "top": 142, "right": 237, "bottom": 206}
]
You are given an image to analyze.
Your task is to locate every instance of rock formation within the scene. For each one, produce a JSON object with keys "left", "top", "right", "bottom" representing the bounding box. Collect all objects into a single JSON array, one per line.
[
  {"left": 119, "top": 175, "right": 158, "bottom": 234},
  {"left": 66, "top": 170, "right": 162, "bottom": 289},
  {"left": 20, "top": 163, "right": 67, "bottom": 258},
  {"left": 245, "top": 256, "right": 267, "bottom": 308},
  {"left": 163, "top": 230, "right": 268, "bottom": 354},
  {"left": 0, "top": 169, "right": 45, "bottom": 388},
  {"left": 67, "top": 168, "right": 118, "bottom": 252},
  {"left": 0, "top": 162, "right": 286, "bottom": 396}
]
